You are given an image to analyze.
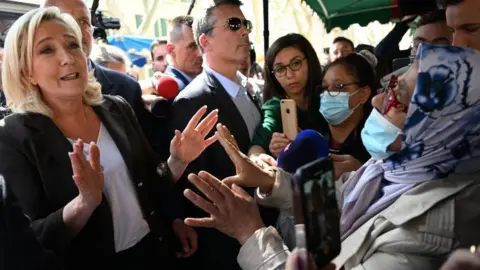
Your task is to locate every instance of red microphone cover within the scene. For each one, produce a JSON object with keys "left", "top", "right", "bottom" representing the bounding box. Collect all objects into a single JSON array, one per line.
[{"left": 156, "top": 76, "right": 179, "bottom": 99}]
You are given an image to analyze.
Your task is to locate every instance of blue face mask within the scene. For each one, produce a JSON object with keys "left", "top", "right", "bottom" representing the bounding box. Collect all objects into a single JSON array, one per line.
[
  {"left": 319, "top": 91, "right": 360, "bottom": 125},
  {"left": 361, "top": 109, "right": 402, "bottom": 160}
]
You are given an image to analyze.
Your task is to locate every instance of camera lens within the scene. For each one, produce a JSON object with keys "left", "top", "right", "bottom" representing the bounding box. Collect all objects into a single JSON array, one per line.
[{"left": 286, "top": 108, "right": 290, "bottom": 114}]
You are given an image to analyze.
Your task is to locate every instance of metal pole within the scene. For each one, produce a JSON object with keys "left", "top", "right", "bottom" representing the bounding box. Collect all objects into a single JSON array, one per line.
[
  {"left": 188, "top": 0, "right": 196, "bottom": 15},
  {"left": 263, "top": 0, "right": 269, "bottom": 56}
]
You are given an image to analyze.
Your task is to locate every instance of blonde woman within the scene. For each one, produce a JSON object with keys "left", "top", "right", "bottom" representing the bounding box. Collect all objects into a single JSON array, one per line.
[{"left": 0, "top": 7, "right": 218, "bottom": 269}]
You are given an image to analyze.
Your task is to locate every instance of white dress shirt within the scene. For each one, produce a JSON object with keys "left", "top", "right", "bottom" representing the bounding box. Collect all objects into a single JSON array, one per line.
[
  {"left": 70, "top": 123, "right": 150, "bottom": 252},
  {"left": 204, "top": 65, "right": 261, "bottom": 139}
]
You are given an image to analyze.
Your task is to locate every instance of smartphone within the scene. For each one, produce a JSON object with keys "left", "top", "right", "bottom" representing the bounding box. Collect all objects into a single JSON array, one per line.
[
  {"left": 280, "top": 99, "right": 298, "bottom": 141},
  {"left": 294, "top": 158, "right": 341, "bottom": 269}
]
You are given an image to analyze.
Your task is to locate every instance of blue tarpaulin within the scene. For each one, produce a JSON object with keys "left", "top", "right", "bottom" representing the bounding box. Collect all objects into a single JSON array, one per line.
[{"left": 107, "top": 35, "right": 155, "bottom": 67}]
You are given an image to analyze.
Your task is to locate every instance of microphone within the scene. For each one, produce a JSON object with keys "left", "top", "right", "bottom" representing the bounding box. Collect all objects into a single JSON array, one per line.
[
  {"left": 156, "top": 76, "right": 179, "bottom": 99},
  {"left": 276, "top": 130, "right": 330, "bottom": 174}
]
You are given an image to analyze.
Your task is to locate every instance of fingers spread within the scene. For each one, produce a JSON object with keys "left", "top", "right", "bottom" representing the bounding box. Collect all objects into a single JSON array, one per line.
[
  {"left": 185, "top": 106, "right": 207, "bottom": 132},
  {"left": 183, "top": 187, "right": 219, "bottom": 216},
  {"left": 197, "top": 110, "right": 218, "bottom": 136}
]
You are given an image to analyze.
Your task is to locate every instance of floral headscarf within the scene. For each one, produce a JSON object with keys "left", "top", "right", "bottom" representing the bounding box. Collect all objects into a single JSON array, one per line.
[{"left": 340, "top": 43, "right": 480, "bottom": 239}]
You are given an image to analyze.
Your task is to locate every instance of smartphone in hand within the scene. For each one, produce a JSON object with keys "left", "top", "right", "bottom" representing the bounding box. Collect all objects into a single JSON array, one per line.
[
  {"left": 280, "top": 99, "right": 298, "bottom": 141},
  {"left": 294, "top": 158, "right": 341, "bottom": 269}
]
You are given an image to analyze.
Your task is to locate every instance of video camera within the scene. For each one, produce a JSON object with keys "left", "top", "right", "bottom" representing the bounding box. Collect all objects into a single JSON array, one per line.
[{"left": 91, "top": 0, "right": 121, "bottom": 42}]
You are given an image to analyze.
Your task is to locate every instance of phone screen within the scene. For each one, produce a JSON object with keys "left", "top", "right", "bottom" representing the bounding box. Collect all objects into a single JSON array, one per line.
[{"left": 296, "top": 159, "right": 341, "bottom": 268}]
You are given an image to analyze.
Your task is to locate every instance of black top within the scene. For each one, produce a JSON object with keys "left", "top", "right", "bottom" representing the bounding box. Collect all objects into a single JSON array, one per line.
[
  {"left": 0, "top": 176, "right": 60, "bottom": 270},
  {"left": 0, "top": 96, "right": 182, "bottom": 269}
]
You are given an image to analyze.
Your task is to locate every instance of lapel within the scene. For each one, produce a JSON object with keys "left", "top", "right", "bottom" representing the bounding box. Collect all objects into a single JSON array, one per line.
[
  {"left": 334, "top": 173, "right": 476, "bottom": 268},
  {"left": 23, "top": 114, "right": 78, "bottom": 205},
  {"left": 168, "top": 67, "right": 191, "bottom": 88},
  {"left": 92, "top": 61, "right": 114, "bottom": 95},
  {"left": 203, "top": 70, "right": 251, "bottom": 152},
  {"left": 22, "top": 98, "right": 136, "bottom": 204},
  {"left": 92, "top": 98, "right": 135, "bottom": 179}
]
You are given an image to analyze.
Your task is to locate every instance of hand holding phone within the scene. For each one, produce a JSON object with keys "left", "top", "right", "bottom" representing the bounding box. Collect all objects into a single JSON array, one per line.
[
  {"left": 281, "top": 99, "right": 299, "bottom": 140},
  {"left": 294, "top": 158, "right": 341, "bottom": 269}
]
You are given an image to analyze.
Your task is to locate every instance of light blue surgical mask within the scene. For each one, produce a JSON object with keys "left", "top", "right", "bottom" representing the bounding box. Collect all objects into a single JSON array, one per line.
[
  {"left": 319, "top": 90, "right": 360, "bottom": 125},
  {"left": 361, "top": 109, "right": 402, "bottom": 160}
]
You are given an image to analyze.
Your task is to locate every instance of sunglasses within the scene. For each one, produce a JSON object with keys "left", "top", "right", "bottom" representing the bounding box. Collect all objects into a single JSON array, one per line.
[
  {"left": 379, "top": 75, "right": 409, "bottom": 115},
  {"left": 206, "top": 17, "right": 253, "bottom": 33}
]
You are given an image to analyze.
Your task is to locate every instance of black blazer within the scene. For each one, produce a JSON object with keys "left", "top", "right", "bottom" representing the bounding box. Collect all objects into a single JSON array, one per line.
[
  {"left": 170, "top": 70, "right": 277, "bottom": 270},
  {"left": 0, "top": 176, "right": 60, "bottom": 270},
  {"left": 0, "top": 96, "right": 181, "bottom": 269},
  {"left": 93, "top": 62, "right": 168, "bottom": 158}
]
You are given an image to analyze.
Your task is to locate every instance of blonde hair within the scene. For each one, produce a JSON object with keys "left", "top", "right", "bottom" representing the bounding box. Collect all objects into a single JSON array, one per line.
[{"left": 2, "top": 7, "right": 102, "bottom": 117}]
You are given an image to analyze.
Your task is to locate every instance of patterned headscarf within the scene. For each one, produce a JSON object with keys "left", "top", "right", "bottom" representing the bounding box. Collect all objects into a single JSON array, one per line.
[{"left": 340, "top": 43, "right": 480, "bottom": 239}]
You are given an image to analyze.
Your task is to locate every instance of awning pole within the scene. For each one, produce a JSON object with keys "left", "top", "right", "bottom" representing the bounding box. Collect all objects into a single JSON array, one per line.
[{"left": 263, "top": 0, "right": 269, "bottom": 56}]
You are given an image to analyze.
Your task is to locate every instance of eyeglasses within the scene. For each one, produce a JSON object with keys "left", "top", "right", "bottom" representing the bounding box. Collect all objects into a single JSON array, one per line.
[
  {"left": 321, "top": 82, "right": 358, "bottom": 97},
  {"left": 272, "top": 58, "right": 306, "bottom": 77},
  {"left": 378, "top": 75, "right": 408, "bottom": 115},
  {"left": 206, "top": 17, "right": 253, "bottom": 34}
]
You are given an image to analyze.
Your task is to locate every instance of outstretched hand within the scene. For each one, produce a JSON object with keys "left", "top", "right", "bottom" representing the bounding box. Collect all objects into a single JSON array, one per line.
[
  {"left": 184, "top": 171, "right": 264, "bottom": 245},
  {"left": 216, "top": 124, "right": 276, "bottom": 192},
  {"left": 69, "top": 139, "right": 104, "bottom": 208},
  {"left": 170, "top": 106, "right": 218, "bottom": 165}
]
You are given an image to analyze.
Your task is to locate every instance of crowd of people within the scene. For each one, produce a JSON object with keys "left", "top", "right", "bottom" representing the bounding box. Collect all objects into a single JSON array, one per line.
[{"left": 1, "top": 0, "right": 480, "bottom": 269}]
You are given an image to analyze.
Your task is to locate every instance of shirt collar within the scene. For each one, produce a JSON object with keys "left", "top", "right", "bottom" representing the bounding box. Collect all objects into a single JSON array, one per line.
[
  {"left": 167, "top": 66, "right": 193, "bottom": 82},
  {"left": 88, "top": 59, "right": 94, "bottom": 71},
  {"left": 204, "top": 65, "right": 247, "bottom": 98}
]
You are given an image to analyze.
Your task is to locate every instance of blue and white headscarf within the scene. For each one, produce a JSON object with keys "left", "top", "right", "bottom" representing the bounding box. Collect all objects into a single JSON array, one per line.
[{"left": 340, "top": 43, "right": 480, "bottom": 239}]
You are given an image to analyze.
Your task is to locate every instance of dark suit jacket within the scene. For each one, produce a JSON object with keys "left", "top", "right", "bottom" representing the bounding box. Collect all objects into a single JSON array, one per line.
[
  {"left": 164, "top": 66, "right": 192, "bottom": 91},
  {"left": 93, "top": 62, "right": 169, "bottom": 158},
  {"left": 170, "top": 70, "right": 278, "bottom": 270},
  {"left": 0, "top": 176, "right": 60, "bottom": 270},
  {"left": 0, "top": 96, "right": 181, "bottom": 269}
]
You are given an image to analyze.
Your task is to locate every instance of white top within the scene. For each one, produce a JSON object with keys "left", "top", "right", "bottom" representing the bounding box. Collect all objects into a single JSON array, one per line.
[
  {"left": 70, "top": 124, "right": 150, "bottom": 252},
  {"left": 204, "top": 65, "right": 261, "bottom": 139}
]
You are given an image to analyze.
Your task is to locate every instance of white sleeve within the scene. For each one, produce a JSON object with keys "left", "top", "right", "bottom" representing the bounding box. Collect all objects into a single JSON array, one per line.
[
  {"left": 237, "top": 226, "right": 290, "bottom": 270},
  {"left": 255, "top": 168, "right": 293, "bottom": 210}
]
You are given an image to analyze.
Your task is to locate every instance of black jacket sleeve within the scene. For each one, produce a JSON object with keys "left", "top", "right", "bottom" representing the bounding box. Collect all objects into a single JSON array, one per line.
[
  {"left": 0, "top": 128, "right": 73, "bottom": 255},
  {"left": 374, "top": 22, "right": 411, "bottom": 68},
  {"left": 0, "top": 175, "right": 61, "bottom": 270}
]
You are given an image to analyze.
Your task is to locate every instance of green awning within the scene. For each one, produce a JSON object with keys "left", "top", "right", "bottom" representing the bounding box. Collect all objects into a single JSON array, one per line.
[{"left": 303, "top": 0, "right": 400, "bottom": 32}]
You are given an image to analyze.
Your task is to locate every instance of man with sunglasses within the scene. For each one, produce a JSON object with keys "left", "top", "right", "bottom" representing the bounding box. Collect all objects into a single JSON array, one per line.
[{"left": 169, "top": 1, "right": 277, "bottom": 270}]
